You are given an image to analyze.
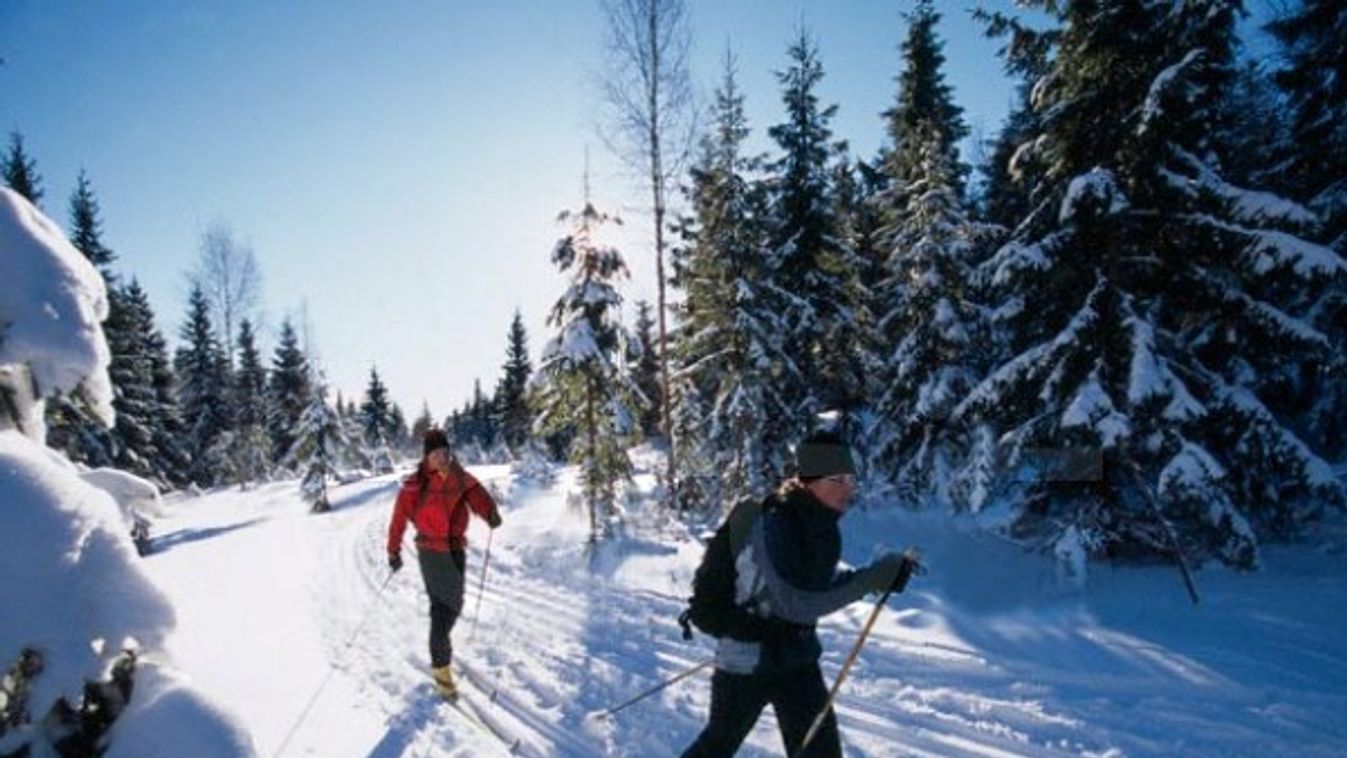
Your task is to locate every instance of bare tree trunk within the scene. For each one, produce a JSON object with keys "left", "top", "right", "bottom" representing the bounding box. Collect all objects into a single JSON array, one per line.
[
  {"left": 586, "top": 376, "right": 599, "bottom": 542},
  {"left": 644, "top": 4, "right": 678, "bottom": 512},
  {"left": 600, "top": 0, "right": 694, "bottom": 512},
  {"left": 193, "top": 222, "right": 261, "bottom": 370}
]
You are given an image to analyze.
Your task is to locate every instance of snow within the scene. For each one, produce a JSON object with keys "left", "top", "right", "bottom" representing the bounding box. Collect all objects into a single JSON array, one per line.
[
  {"left": 0, "top": 187, "right": 113, "bottom": 438},
  {"left": 97, "top": 453, "right": 1347, "bottom": 756},
  {"left": 0, "top": 431, "right": 253, "bottom": 756}
]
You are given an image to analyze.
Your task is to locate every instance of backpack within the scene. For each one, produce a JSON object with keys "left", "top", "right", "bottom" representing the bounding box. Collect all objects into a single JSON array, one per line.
[{"left": 678, "top": 497, "right": 765, "bottom": 641}]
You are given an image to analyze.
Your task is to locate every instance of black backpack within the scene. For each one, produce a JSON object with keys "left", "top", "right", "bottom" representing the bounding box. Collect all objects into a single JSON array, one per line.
[{"left": 679, "top": 497, "right": 766, "bottom": 641}]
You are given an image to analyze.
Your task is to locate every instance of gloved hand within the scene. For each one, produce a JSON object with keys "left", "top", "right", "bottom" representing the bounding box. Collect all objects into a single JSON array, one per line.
[
  {"left": 388, "top": 552, "right": 403, "bottom": 573},
  {"left": 858, "top": 551, "right": 907, "bottom": 594},
  {"left": 859, "top": 550, "right": 922, "bottom": 594},
  {"left": 487, "top": 510, "right": 503, "bottom": 529}
]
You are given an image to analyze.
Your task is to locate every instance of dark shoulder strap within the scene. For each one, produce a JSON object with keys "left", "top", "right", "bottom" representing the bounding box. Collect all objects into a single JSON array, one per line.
[{"left": 725, "top": 496, "right": 765, "bottom": 556}]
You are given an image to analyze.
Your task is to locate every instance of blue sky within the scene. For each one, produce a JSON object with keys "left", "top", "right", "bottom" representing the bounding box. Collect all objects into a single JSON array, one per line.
[{"left": 3, "top": 1, "right": 1054, "bottom": 418}]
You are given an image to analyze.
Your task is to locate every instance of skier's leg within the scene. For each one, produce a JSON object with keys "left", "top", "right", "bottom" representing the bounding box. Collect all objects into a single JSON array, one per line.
[
  {"left": 681, "top": 669, "right": 768, "bottom": 758},
  {"left": 771, "top": 663, "right": 840, "bottom": 758}
]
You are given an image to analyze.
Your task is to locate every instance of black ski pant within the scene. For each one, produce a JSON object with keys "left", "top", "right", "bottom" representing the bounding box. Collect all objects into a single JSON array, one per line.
[
  {"left": 419, "top": 548, "right": 467, "bottom": 668},
  {"left": 681, "top": 663, "right": 841, "bottom": 758}
]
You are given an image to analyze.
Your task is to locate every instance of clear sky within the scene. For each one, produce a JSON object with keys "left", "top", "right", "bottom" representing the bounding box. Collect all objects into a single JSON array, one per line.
[{"left": 2, "top": 1, "right": 1038, "bottom": 420}]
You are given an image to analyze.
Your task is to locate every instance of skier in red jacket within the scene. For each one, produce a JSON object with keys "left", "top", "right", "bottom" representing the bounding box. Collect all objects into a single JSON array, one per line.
[{"left": 387, "top": 428, "right": 502, "bottom": 698}]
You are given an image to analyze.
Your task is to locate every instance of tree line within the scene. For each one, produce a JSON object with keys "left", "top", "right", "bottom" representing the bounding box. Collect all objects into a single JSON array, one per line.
[{"left": 525, "top": 0, "right": 1346, "bottom": 563}]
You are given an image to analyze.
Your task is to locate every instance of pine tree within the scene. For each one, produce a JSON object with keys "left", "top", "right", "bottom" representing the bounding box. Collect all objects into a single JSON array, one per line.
[
  {"left": 410, "top": 402, "right": 435, "bottom": 447},
  {"left": 359, "top": 366, "right": 395, "bottom": 473},
  {"left": 102, "top": 282, "right": 159, "bottom": 482},
  {"left": 388, "top": 403, "right": 409, "bottom": 456},
  {"left": 2, "top": 132, "right": 43, "bottom": 205},
  {"left": 175, "top": 285, "right": 233, "bottom": 487},
  {"left": 629, "top": 300, "right": 663, "bottom": 438},
  {"left": 534, "top": 197, "right": 644, "bottom": 540},
  {"left": 266, "top": 319, "right": 311, "bottom": 467},
  {"left": 229, "top": 319, "right": 272, "bottom": 485},
  {"left": 43, "top": 168, "right": 120, "bottom": 467},
  {"left": 869, "top": 0, "right": 987, "bottom": 508},
  {"left": 1268, "top": 0, "right": 1347, "bottom": 462},
  {"left": 765, "top": 30, "right": 866, "bottom": 418},
  {"left": 69, "top": 170, "right": 115, "bottom": 274},
  {"left": 670, "top": 53, "right": 797, "bottom": 511},
  {"left": 974, "top": 6, "right": 1051, "bottom": 230},
  {"left": 494, "top": 310, "right": 533, "bottom": 452},
  {"left": 123, "top": 282, "right": 192, "bottom": 487},
  {"left": 108, "top": 281, "right": 189, "bottom": 487},
  {"left": 1267, "top": 0, "right": 1347, "bottom": 252},
  {"left": 287, "top": 380, "right": 347, "bottom": 513},
  {"left": 960, "top": 0, "right": 1346, "bottom": 571}
]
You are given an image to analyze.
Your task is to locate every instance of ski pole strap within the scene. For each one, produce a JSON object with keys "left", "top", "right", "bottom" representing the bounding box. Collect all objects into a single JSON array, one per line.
[{"left": 677, "top": 609, "right": 694, "bottom": 641}]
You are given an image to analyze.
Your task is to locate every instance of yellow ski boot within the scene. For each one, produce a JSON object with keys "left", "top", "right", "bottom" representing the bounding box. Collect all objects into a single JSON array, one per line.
[{"left": 431, "top": 665, "right": 457, "bottom": 700}]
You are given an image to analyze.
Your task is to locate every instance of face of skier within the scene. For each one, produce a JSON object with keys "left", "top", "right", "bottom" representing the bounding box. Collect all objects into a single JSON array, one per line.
[
  {"left": 808, "top": 473, "right": 856, "bottom": 514},
  {"left": 426, "top": 447, "right": 452, "bottom": 475}
]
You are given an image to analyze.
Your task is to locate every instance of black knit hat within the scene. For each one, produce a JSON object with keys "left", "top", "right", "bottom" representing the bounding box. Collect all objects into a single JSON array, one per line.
[
  {"left": 795, "top": 431, "right": 856, "bottom": 478},
  {"left": 422, "top": 428, "right": 451, "bottom": 457}
]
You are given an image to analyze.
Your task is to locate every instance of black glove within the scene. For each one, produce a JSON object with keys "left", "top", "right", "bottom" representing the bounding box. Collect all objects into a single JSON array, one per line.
[
  {"left": 487, "top": 510, "right": 503, "bottom": 529},
  {"left": 388, "top": 552, "right": 403, "bottom": 573},
  {"left": 860, "top": 551, "right": 911, "bottom": 594}
]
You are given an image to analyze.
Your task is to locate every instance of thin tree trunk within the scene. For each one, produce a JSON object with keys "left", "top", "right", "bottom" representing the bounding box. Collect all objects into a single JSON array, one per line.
[
  {"left": 586, "top": 376, "right": 599, "bottom": 541},
  {"left": 646, "top": 4, "right": 678, "bottom": 512}
]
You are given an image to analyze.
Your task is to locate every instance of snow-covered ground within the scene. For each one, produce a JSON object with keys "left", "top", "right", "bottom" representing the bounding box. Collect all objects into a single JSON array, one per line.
[{"left": 139, "top": 452, "right": 1347, "bottom": 757}]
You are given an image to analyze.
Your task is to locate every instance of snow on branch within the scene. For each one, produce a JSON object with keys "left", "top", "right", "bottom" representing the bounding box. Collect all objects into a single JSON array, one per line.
[{"left": 0, "top": 188, "right": 113, "bottom": 441}]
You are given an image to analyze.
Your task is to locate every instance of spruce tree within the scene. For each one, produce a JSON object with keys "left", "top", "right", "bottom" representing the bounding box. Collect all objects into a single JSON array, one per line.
[
  {"left": 103, "top": 282, "right": 160, "bottom": 483},
  {"left": 2, "top": 132, "right": 42, "bottom": 205},
  {"left": 288, "top": 380, "right": 346, "bottom": 513},
  {"left": 124, "top": 282, "right": 192, "bottom": 487},
  {"left": 1267, "top": 0, "right": 1347, "bottom": 252},
  {"left": 671, "top": 53, "right": 797, "bottom": 511},
  {"left": 388, "top": 403, "right": 409, "bottom": 457},
  {"left": 230, "top": 319, "right": 272, "bottom": 485},
  {"left": 494, "top": 310, "right": 533, "bottom": 452},
  {"left": 765, "top": 30, "right": 867, "bottom": 418},
  {"left": 869, "top": 0, "right": 987, "bottom": 507},
  {"left": 69, "top": 170, "right": 115, "bottom": 274},
  {"left": 534, "top": 197, "right": 644, "bottom": 540},
  {"left": 410, "top": 402, "right": 435, "bottom": 447},
  {"left": 960, "top": 0, "right": 1346, "bottom": 571},
  {"left": 175, "top": 285, "right": 233, "bottom": 487},
  {"left": 266, "top": 319, "right": 311, "bottom": 467},
  {"left": 45, "top": 170, "right": 119, "bottom": 466},
  {"left": 629, "top": 300, "right": 663, "bottom": 438},
  {"left": 1268, "top": 0, "right": 1347, "bottom": 462},
  {"left": 359, "top": 366, "right": 395, "bottom": 472}
]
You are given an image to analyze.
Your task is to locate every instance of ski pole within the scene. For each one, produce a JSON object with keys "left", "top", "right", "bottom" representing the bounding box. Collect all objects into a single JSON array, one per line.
[
  {"left": 272, "top": 567, "right": 397, "bottom": 758},
  {"left": 469, "top": 527, "right": 494, "bottom": 641},
  {"left": 796, "top": 550, "right": 921, "bottom": 757},
  {"left": 589, "top": 658, "right": 714, "bottom": 720}
]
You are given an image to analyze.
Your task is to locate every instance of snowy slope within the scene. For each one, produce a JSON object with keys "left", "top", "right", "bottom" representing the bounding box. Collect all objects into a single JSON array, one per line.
[{"left": 138, "top": 455, "right": 1347, "bottom": 757}]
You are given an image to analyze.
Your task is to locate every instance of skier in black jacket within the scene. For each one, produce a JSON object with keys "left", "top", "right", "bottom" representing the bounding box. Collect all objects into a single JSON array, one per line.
[{"left": 681, "top": 431, "right": 912, "bottom": 758}]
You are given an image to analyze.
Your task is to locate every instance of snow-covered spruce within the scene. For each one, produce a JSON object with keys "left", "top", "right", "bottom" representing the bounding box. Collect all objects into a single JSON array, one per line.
[{"left": 957, "top": 1, "right": 1347, "bottom": 572}]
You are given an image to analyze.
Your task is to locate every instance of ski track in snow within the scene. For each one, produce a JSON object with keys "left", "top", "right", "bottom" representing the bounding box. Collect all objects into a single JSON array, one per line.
[{"left": 149, "top": 462, "right": 1347, "bottom": 757}]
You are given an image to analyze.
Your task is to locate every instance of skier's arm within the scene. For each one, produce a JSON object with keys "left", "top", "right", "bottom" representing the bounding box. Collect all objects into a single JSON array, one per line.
[
  {"left": 387, "top": 486, "right": 414, "bottom": 554},
  {"left": 752, "top": 520, "right": 885, "bottom": 624},
  {"left": 461, "top": 470, "right": 503, "bottom": 527}
]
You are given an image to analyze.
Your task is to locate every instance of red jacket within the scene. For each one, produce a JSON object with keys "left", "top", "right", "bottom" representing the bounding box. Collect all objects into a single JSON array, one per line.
[{"left": 387, "top": 463, "right": 498, "bottom": 554}]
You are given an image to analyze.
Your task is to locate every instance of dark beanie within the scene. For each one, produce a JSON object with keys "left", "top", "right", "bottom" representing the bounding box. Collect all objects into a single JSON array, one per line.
[
  {"left": 422, "top": 428, "right": 451, "bottom": 456},
  {"left": 795, "top": 431, "right": 856, "bottom": 478}
]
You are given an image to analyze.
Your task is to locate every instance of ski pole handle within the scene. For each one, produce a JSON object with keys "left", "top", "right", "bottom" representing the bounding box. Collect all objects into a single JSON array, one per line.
[{"left": 889, "top": 548, "right": 922, "bottom": 594}]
